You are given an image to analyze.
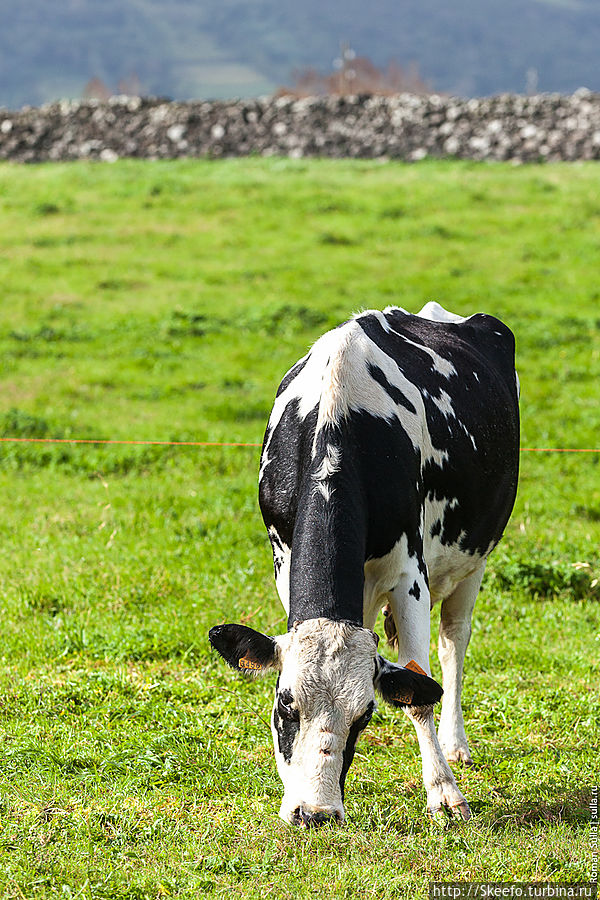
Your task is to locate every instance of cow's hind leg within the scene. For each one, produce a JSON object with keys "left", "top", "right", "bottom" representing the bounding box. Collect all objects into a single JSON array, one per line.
[
  {"left": 390, "top": 577, "right": 471, "bottom": 822},
  {"left": 437, "top": 564, "right": 485, "bottom": 766}
]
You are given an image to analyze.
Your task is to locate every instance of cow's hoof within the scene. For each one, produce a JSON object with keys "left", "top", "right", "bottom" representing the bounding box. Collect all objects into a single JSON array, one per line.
[
  {"left": 444, "top": 746, "right": 474, "bottom": 766},
  {"left": 451, "top": 800, "right": 472, "bottom": 822},
  {"left": 427, "top": 799, "right": 471, "bottom": 825},
  {"left": 440, "top": 738, "right": 474, "bottom": 766},
  {"left": 426, "top": 782, "right": 471, "bottom": 824}
]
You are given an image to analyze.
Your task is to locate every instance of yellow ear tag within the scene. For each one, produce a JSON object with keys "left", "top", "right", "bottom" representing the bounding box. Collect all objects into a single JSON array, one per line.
[
  {"left": 405, "top": 659, "right": 428, "bottom": 676},
  {"left": 239, "top": 656, "right": 262, "bottom": 671}
]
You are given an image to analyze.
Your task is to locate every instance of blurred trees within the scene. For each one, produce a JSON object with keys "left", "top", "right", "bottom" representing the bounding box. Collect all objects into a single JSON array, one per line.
[
  {"left": 279, "top": 48, "right": 431, "bottom": 96},
  {"left": 83, "top": 74, "right": 142, "bottom": 100}
]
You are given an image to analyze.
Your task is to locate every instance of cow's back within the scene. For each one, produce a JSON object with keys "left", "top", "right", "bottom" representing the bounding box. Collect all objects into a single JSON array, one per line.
[{"left": 259, "top": 305, "right": 519, "bottom": 612}]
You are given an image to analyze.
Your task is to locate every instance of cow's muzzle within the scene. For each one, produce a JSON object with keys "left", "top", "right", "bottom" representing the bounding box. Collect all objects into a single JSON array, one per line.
[{"left": 289, "top": 805, "right": 344, "bottom": 828}]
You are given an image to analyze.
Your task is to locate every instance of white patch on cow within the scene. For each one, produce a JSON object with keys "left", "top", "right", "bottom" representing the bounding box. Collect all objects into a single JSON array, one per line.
[
  {"left": 362, "top": 535, "right": 431, "bottom": 654},
  {"left": 363, "top": 534, "right": 414, "bottom": 628},
  {"left": 515, "top": 370, "right": 521, "bottom": 399},
  {"left": 260, "top": 326, "right": 356, "bottom": 474},
  {"left": 423, "top": 495, "right": 486, "bottom": 602},
  {"left": 312, "top": 443, "right": 341, "bottom": 501},
  {"left": 314, "top": 326, "right": 360, "bottom": 434},
  {"left": 314, "top": 313, "right": 449, "bottom": 468},
  {"left": 262, "top": 302, "right": 473, "bottom": 478},
  {"left": 258, "top": 445, "right": 271, "bottom": 481},
  {"left": 268, "top": 525, "right": 292, "bottom": 613},
  {"left": 431, "top": 389, "right": 455, "bottom": 420},
  {"left": 315, "top": 481, "right": 332, "bottom": 502},
  {"left": 473, "top": 371, "right": 480, "bottom": 382},
  {"left": 313, "top": 444, "right": 341, "bottom": 480},
  {"left": 272, "top": 619, "right": 377, "bottom": 825},
  {"left": 455, "top": 416, "right": 477, "bottom": 450}
]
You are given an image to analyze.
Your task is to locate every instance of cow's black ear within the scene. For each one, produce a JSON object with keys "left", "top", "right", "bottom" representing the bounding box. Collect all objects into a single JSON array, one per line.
[
  {"left": 375, "top": 655, "right": 443, "bottom": 708},
  {"left": 208, "top": 624, "right": 280, "bottom": 675}
]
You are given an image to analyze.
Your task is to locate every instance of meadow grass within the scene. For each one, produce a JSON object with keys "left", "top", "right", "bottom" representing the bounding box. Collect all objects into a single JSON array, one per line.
[{"left": 0, "top": 158, "right": 598, "bottom": 898}]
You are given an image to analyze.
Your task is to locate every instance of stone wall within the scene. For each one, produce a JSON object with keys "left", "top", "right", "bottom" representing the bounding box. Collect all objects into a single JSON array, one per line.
[{"left": 1, "top": 90, "right": 600, "bottom": 163}]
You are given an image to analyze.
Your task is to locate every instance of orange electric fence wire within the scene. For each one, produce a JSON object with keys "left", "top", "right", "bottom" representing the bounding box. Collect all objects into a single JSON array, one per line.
[
  {"left": 0, "top": 438, "right": 598, "bottom": 452},
  {"left": 519, "top": 448, "right": 599, "bottom": 453},
  {"left": 0, "top": 438, "right": 262, "bottom": 447}
]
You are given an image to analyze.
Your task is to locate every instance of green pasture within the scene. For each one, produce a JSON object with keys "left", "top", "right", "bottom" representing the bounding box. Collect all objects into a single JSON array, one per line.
[{"left": 0, "top": 158, "right": 598, "bottom": 898}]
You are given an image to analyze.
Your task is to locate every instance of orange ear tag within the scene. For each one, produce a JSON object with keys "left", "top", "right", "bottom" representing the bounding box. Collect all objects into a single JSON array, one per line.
[
  {"left": 239, "top": 656, "right": 262, "bottom": 671},
  {"left": 405, "top": 659, "right": 428, "bottom": 676}
]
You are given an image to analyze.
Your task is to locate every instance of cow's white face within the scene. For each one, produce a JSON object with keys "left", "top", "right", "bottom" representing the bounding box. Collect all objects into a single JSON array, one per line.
[
  {"left": 208, "top": 618, "right": 443, "bottom": 827},
  {"left": 271, "top": 619, "right": 377, "bottom": 826}
]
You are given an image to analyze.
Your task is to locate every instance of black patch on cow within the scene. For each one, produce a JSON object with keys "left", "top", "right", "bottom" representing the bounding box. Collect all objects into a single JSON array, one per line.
[
  {"left": 409, "top": 581, "right": 421, "bottom": 601},
  {"left": 286, "top": 414, "right": 424, "bottom": 627},
  {"left": 339, "top": 701, "right": 375, "bottom": 799},
  {"left": 208, "top": 624, "right": 277, "bottom": 672},
  {"left": 273, "top": 683, "right": 300, "bottom": 763},
  {"left": 367, "top": 363, "right": 416, "bottom": 414},
  {"left": 259, "top": 399, "right": 319, "bottom": 554},
  {"left": 430, "top": 518, "right": 442, "bottom": 538}
]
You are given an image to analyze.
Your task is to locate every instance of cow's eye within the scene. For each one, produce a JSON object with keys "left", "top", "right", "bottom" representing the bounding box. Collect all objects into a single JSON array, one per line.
[{"left": 277, "top": 694, "right": 299, "bottom": 722}]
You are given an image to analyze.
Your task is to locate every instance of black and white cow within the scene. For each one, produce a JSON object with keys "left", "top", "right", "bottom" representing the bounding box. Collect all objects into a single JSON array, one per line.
[{"left": 209, "top": 302, "right": 519, "bottom": 827}]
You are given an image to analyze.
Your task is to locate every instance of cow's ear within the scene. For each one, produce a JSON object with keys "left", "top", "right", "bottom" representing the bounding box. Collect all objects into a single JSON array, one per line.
[
  {"left": 208, "top": 624, "right": 281, "bottom": 675},
  {"left": 375, "top": 655, "right": 443, "bottom": 708}
]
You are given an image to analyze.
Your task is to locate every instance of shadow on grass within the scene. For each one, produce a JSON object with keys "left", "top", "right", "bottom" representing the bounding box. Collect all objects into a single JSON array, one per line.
[{"left": 484, "top": 787, "right": 591, "bottom": 829}]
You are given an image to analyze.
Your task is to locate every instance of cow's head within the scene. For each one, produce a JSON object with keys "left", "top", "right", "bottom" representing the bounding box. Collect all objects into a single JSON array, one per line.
[{"left": 208, "top": 617, "right": 442, "bottom": 826}]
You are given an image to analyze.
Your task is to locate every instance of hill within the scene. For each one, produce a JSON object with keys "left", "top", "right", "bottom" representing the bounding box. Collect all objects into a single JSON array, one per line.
[{"left": 1, "top": 0, "right": 599, "bottom": 109}]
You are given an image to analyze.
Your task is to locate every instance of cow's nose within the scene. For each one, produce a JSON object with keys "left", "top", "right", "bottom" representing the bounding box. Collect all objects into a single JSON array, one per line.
[{"left": 291, "top": 806, "right": 342, "bottom": 828}]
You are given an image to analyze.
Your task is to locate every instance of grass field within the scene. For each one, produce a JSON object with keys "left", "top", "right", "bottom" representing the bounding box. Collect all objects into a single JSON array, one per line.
[{"left": 0, "top": 158, "right": 598, "bottom": 899}]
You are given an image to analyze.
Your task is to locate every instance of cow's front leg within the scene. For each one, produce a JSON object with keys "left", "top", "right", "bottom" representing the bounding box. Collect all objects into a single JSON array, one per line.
[
  {"left": 390, "top": 576, "right": 471, "bottom": 822},
  {"left": 404, "top": 704, "right": 471, "bottom": 821}
]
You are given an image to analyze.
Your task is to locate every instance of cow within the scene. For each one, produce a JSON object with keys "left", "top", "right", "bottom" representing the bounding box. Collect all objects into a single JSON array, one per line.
[{"left": 209, "top": 301, "right": 519, "bottom": 827}]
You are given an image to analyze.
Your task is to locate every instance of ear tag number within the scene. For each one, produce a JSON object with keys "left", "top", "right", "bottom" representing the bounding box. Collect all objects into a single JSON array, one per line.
[
  {"left": 239, "top": 656, "right": 262, "bottom": 671},
  {"left": 394, "top": 690, "right": 414, "bottom": 705}
]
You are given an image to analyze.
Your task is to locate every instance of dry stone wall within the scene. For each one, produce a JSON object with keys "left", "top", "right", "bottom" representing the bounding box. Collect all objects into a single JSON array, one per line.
[{"left": 1, "top": 91, "right": 600, "bottom": 163}]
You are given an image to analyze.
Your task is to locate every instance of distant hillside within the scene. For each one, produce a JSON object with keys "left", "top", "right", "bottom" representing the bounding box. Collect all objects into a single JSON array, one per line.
[{"left": 1, "top": 0, "right": 599, "bottom": 109}]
